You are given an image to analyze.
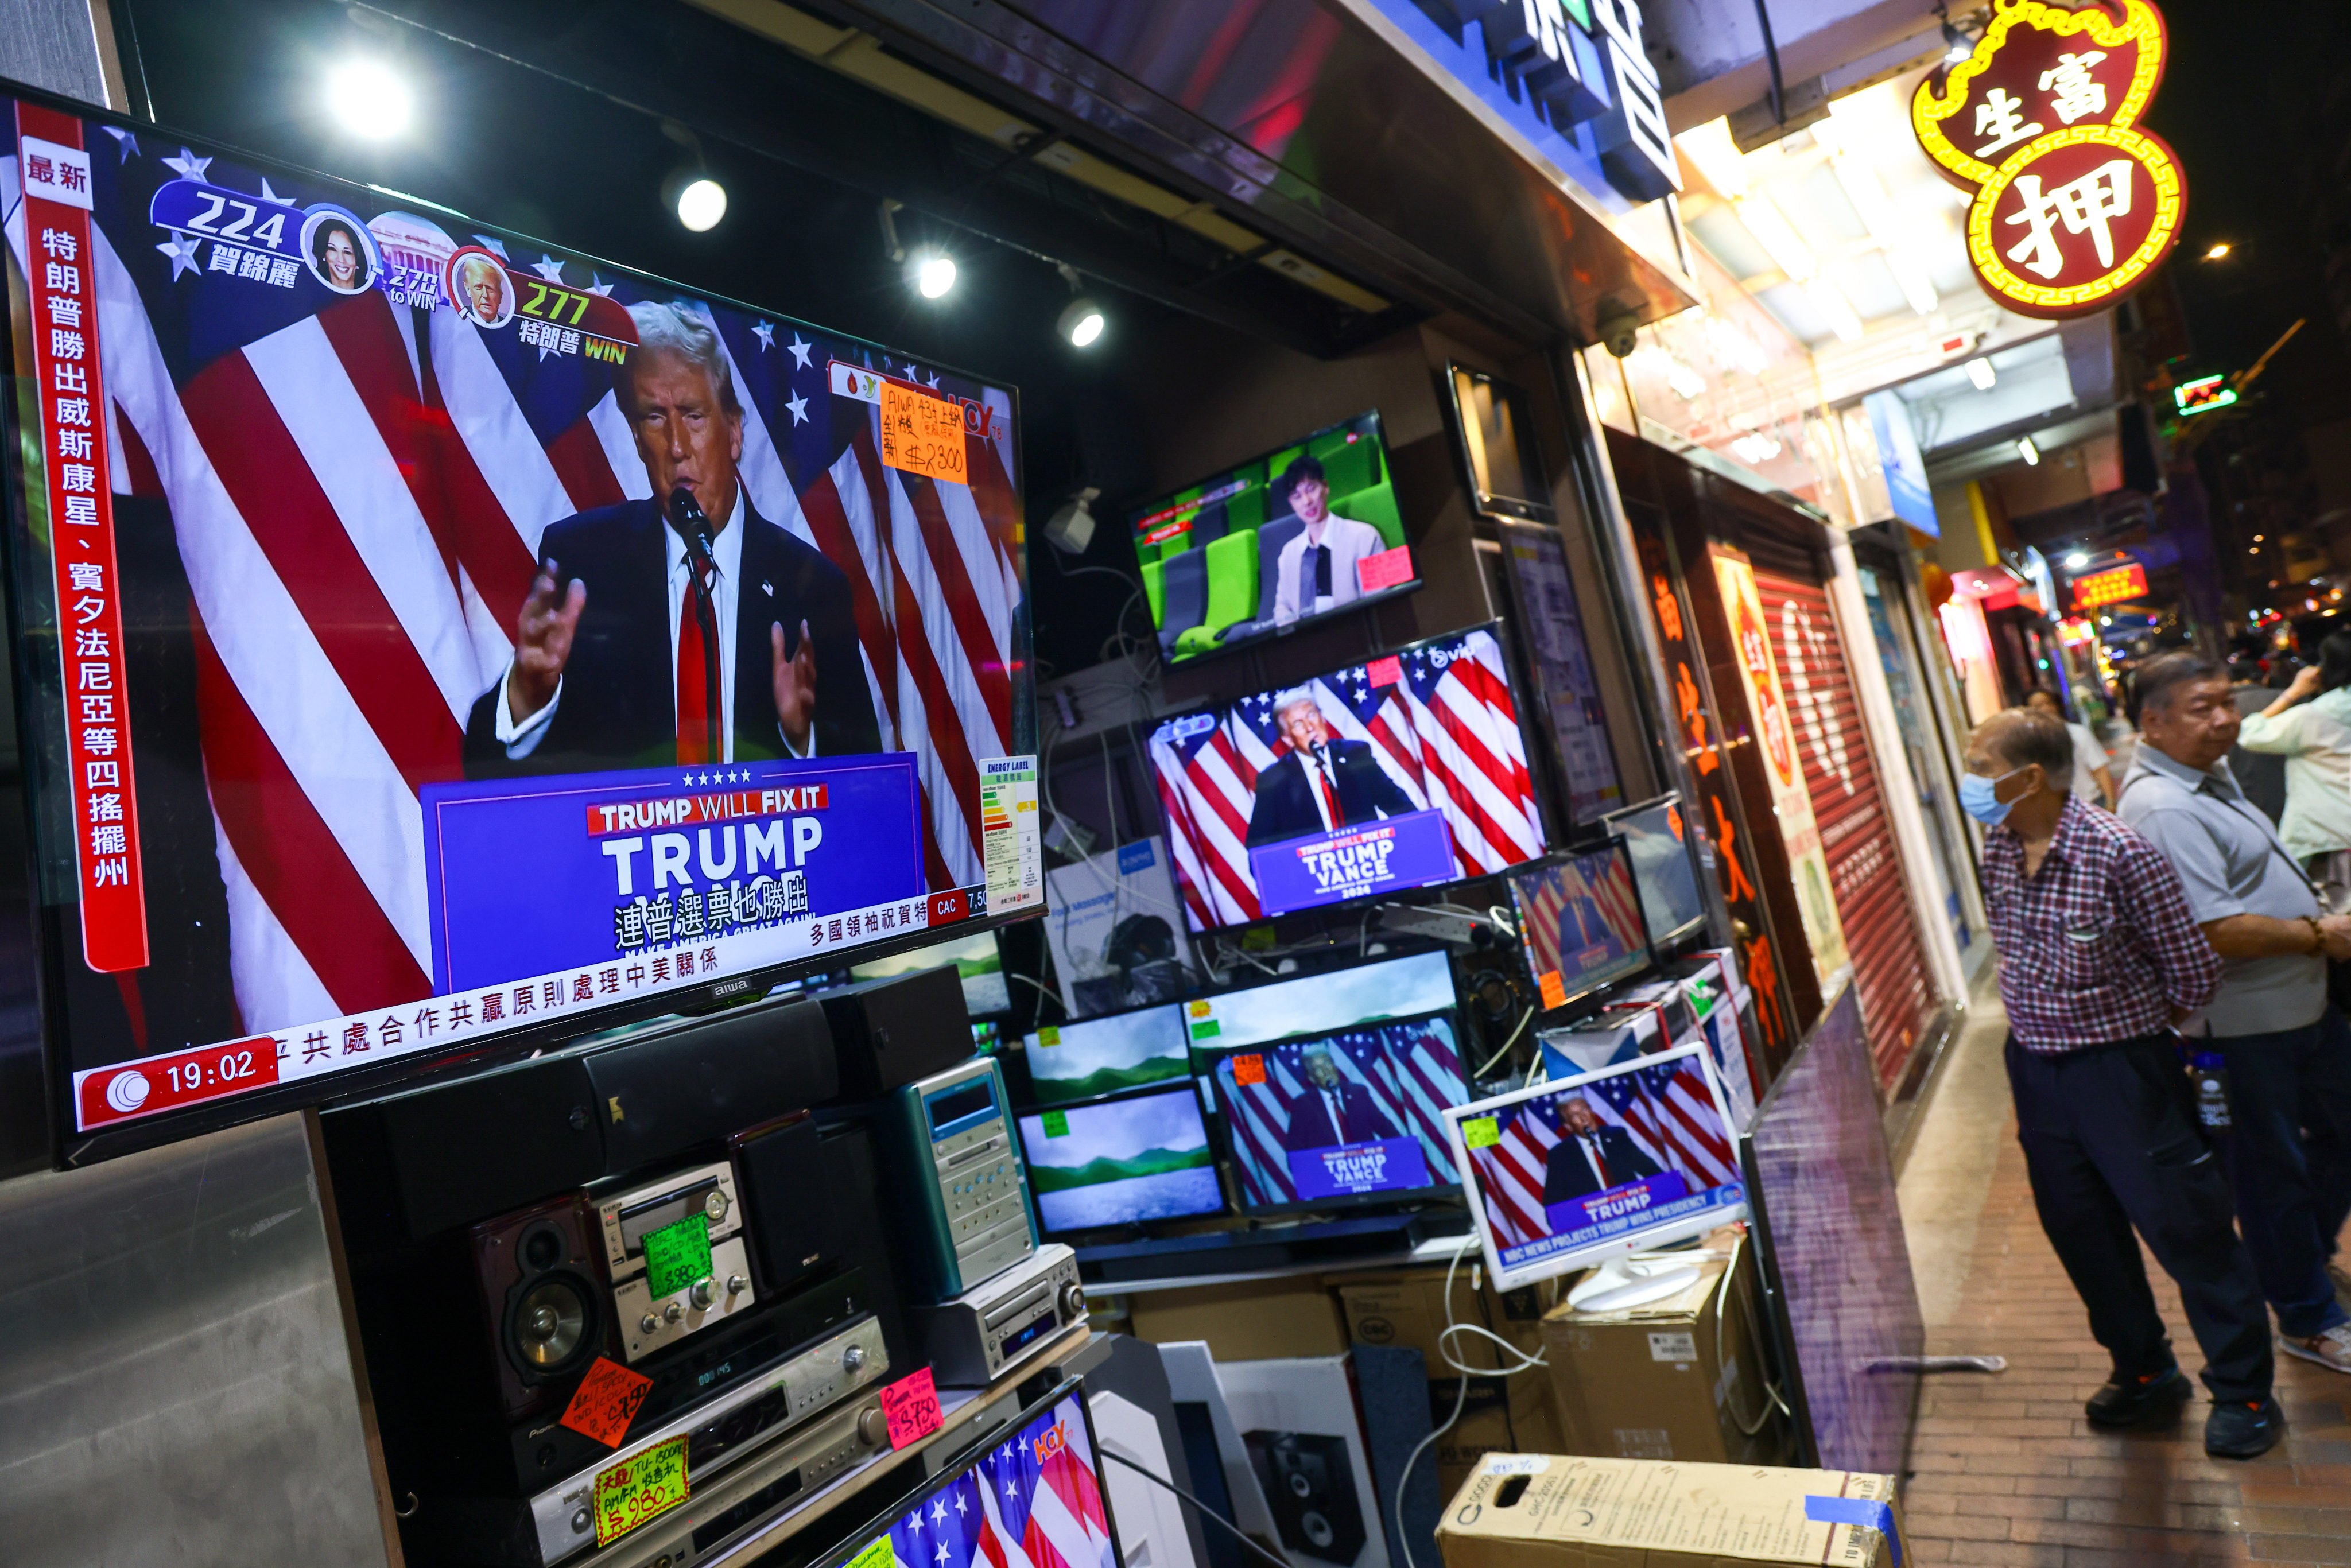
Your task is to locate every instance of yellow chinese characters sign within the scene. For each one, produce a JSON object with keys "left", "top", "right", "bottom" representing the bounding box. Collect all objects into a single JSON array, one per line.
[{"left": 1913, "top": 0, "right": 2184, "bottom": 319}]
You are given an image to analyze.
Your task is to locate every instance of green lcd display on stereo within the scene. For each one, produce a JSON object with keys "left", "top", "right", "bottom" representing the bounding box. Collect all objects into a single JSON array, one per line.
[{"left": 874, "top": 1057, "right": 1038, "bottom": 1303}]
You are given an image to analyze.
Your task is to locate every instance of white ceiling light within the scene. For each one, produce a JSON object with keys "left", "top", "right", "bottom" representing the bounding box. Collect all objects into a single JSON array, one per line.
[
  {"left": 1674, "top": 118, "right": 1751, "bottom": 200},
  {"left": 1732, "top": 196, "right": 1815, "bottom": 282},
  {"left": 1812, "top": 119, "right": 1937, "bottom": 316},
  {"left": 324, "top": 59, "right": 413, "bottom": 140},
  {"left": 674, "top": 177, "right": 727, "bottom": 232},
  {"left": 1058, "top": 297, "right": 1106, "bottom": 348},
  {"left": 1807, "top": 281, "right": 1866, "bottom": 344},
  {"left": 2017, "top": 437, "right": 2040, "bottom": 466},
  {"left": 910, "top": 251, "right": 957, "bottom": 300},
  {"left": 2066, "top": 551, "right": 2088, "bottom": 569},
  {"left": 1966, "top": 358, "right": 1997, "bottom": 391}
]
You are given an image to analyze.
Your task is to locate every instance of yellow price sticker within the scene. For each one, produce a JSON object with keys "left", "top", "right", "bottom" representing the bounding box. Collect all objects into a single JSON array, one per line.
[
  {"left": 849, "top": 1536, "right": 898, "bottom": 1568},
  {"left": 1461, "top": 1117, "right": 1501, "bottom": 1150},
  {"left": 879, "top": 381, "right": 969, "bottom": 483},
  {"left": 594, "top": 1435, "right": 689, "bottom": 1547},
  {"left": 1037, "top": 1027, "right": 1061, "bottom": 1046}
]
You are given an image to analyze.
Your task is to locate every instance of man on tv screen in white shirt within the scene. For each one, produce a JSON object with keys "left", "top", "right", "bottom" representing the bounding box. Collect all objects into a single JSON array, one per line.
[{"left": 1270, "top": 455, "right": 1388, "bottom": 627}]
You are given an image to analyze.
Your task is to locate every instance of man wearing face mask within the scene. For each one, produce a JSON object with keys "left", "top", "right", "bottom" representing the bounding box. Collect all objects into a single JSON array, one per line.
[
  {"left": 1968, "top": 708, "right": 2281, "bottom": 1459},
  {"left": 2116, "top": 652, "right": 2351, "bottom": 1383}
]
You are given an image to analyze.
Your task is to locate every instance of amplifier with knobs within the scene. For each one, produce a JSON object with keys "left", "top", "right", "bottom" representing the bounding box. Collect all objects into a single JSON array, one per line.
[
  {"left": 909, "top": 1242, "right": 1086, "bottom": 1387},
  {"left": 587, "top": 1161, "right": 758, "bottom": 1361}
]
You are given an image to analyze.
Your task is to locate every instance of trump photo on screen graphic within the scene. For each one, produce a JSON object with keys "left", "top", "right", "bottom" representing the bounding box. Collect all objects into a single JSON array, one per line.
[
  {"left": 1244, "top": 689, "right": 1415, "bottom": 847},
  {"left": 463, "top": 300, "right": 879, "bottom": 778},
  {"left": 1539, "top": 1094, "right": 1662, "bottom": 1205},
  {"left": 1280, "top": 1047, "right": 1396, "bottom": 1153}
]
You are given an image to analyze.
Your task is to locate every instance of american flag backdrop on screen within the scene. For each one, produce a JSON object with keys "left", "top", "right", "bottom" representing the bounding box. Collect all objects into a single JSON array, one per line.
[
  {"left": 1518, "top": 853, "right": 1644, "bottom": 977},
  {"left": 870, "top": 1398, "right": 1114, "bottom": 1568},
  {"left": 1216, "top": 1019, "right": 1468, "bottom": 1206},
  {"left": 1466, "top": 1053, "right": 1737, "bottom": 1251},
  {"left": 5, "top": 137, "right": 1019, "bottom": 1033},
  {"left": 1149, "top": 628, "right": 1542, "bottom": 932}
]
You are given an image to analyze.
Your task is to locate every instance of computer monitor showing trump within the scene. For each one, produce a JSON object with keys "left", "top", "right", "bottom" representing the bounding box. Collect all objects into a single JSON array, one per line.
[
  {"left": 1147, "top": 625, "right": 1546, "bottom": 930},
  {"left": 3, "top": 101, "right": 1037, "bottom": 1146},
  {"left": 1446, "top": 1042, "right": 1747, "bottom": 1291},
  {"left": 1210, "top": 1015, "right": 1470, "bottom": 1213},
  {"left": 1131, "top": 412, "right": 1418, "bottom": 666}
]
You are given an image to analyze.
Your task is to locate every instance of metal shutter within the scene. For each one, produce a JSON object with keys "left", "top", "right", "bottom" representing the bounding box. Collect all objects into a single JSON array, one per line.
[{"left": 1748, "top": 550, "right": 1939, "bottom": 1092}]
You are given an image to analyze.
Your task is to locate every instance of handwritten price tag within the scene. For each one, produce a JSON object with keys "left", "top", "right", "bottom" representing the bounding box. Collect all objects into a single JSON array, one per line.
[
  {"left": 849, "top": 1535, "right": 898, "bottom": 1568},
  {"left": 1358, "top": 545, "right": 1415, "bottom": 594},
  {"left": 1461, "top": 1116, "right": 1501, "bottom": 1150},
  {"left": 1365, "top": 654, "right": 1403, "bottom": 689},
  {"left": 561, "top": 1356, "right": 654, "bottom": 1449},
  {"left": 879, "top": 382, "right": 969, "bottom": 483},
  {"left": 1232, "top": 1053, "right": 1267, "bottom": 1087},
  {"left": 593, "top": 1434, "right": 689, "bottom": 1547},
  {"left": 880, "top": 1367, "right": 944, "bottom": 1450},
  {"left": 1538, "top": 969, "right": 1568, "bottom": 1011}
]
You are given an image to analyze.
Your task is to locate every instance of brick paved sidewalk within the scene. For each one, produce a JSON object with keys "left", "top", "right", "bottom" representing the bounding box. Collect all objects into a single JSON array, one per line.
[{"left": 1902, "top": 1117, "right": 2351, "bottom": 1564}]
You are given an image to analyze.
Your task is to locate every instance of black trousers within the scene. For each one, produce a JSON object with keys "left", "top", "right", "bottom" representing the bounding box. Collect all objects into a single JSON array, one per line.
[{"left": 2007, "top": 1034, "right": 2274, "bottom": 1402}]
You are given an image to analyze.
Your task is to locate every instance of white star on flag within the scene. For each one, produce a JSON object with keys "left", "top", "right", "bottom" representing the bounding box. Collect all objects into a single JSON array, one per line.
[
  {"left": 787, "top": 391, "right": 809, "bottom": 426},
  {"left": 257, "top": 178, "right": 290, "bottom": 205},
  {"left": 472, "top": 235, "right": 510, "bottom": 260},
  {"left": 925, "top": 371, "right": 942, "bottom": 389},
  {"left": 753, "top": 321, "right": 777, "bottom": 351},
  {"left": 587, "top": 276, "right": 616, "bottom": 297},
  {"left": 1003, "top": 1475, "right": 1019, "bottom": 1499},
  {"left": 531, "top": 255, "right": 567, "bottom": 281},
  {"left": 907, "top": 1510, "right": 925, "bottom": 1532},
  {"left": 787, "top": 332, "right": 814, "bottom": 369},
  {"left": 934, "top": 1542, "right": 951, "bottom": 1565},
  {"left": 101, "top": 126, "right": 138, "bottom": 160},
  {"left": 932, "top": 1499, "right": 948, "bottom": 1523},
  {"left": 955, "top": 1493, "right": 967, "bottom": 1517},
  {"left": 162, "top": 147, "right": 212, "bottom": 181},
  {"left": 156, "top": 233, "right": 203, "bottom": 280}
]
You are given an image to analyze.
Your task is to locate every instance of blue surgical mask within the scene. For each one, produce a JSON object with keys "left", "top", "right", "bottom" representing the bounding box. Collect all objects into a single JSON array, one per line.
[{"left": 1960, "top": 767, "right": 2026, "bottom": 826}]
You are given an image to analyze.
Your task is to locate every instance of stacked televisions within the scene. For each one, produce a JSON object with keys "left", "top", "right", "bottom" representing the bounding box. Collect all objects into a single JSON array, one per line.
[{"left": 1010, "top": 951, "right": 1477, "bottom": 1239}]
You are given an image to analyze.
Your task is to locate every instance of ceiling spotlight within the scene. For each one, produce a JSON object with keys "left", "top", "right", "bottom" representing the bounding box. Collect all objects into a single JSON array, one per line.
[
  {"left": 2205, "top": 242, "right": 2232, "bottom": 260},
  {"left": 1940, "top": 13, "right": 1972, "bottom": 64},
  {"left": 1044, "top": 487, "right": 1102, "bottom": 554},
  {"left": 2065, "top": 551, "right": 2088, "bottom": 570},
  {"left": 324, "top": 58, "right": 413, "bottom": 140},
  {"left": 910, "top": 251, "right": 958, "bottom": 300},
  {"left": 2016, "top": 437, "right": 2040, "bottom": 466},
  {"left": 1058, "top": 296, "right": 1107, "bottom": 348},
  {"left": 1965, "top": 357, "right": 1997, "bottom": 391},
  {"left": 674, "top": 177, "right": 727, "bottom": 232}
]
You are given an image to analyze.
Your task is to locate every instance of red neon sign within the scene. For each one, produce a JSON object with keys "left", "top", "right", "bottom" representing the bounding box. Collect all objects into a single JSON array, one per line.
[{"left": 2073, "top": 561, "right": 2148, "bottom": 610}]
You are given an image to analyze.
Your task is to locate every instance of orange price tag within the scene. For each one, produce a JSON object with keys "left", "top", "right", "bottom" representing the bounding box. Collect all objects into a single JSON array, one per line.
[
  {"left": 880, "top": 1367, "right": 944, "bottom": 1450},
  {"left": 593, "top": 1434, "right": 689, "bottom": 1547},
  {"left": 1365, "top": 654, "right": 1403, "bottom": 689},
  {"left": 879, "top": 382, "right": 969, "bottom": 483},
  {"left": 561, "top": 1356, "right": 654, "bottom": 1450},
  {"left": 1357, "top": 545, "right": 1414, "bottom": 594},
  {"left": 1538, "top": 970, "right": 1567, "bottom": 1011},
  {"left": 1232, "top": 1053, "right": 1267, "bottom": 1086}
]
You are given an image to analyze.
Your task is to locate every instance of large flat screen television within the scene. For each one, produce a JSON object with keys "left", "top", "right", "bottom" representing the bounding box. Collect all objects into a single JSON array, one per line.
[
  {"left": 2, "top": 94, "right": 1037, "bottom": 1158},
  {"left": 1131, "top": 411, "right": 1417, "bottom": 666},
  {"left": 1205, "top": 1012, "right": 1470, "bottom": 1214},
  {"left": 1605, "top": 795, "right": 1709, "bottom": 949},
  {"left": 1015, "top": 1084, "right": 1228, "bottom": 1235},
  {"left": 1146, "top": 623, "right": 1548, "bottom": 930}
]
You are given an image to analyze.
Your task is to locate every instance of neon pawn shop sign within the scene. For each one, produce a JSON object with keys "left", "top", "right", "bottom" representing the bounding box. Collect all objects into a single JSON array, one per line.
[{"left": 1914, "top": 0, "right": 2185, "bottom": 320}]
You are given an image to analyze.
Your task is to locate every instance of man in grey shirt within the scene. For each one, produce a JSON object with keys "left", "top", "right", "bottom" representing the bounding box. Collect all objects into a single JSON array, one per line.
[{"left": 2121, "top": 653, "right": 2351, "bottom": 1374}]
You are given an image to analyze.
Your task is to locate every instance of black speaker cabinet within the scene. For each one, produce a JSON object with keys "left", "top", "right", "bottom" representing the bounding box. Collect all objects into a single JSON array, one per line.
[
  {"left": 1246, "top": 1430, "right": 1367, "bottom": 1566},
  {"left": 818, "top": 967, "right": 973, "bottom": 1100}
]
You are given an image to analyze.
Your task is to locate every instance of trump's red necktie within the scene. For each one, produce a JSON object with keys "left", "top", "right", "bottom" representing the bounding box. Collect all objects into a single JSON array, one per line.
[
  {"left": 1312, "top": 750, "right": 1341, "bottom": 829},
  {"left": 677, "top": 557, "right": 717, "bottom": 764}
]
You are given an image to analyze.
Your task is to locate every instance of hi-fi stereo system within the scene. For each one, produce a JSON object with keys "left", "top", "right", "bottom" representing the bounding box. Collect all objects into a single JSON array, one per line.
[{"left": 318, "top": 969, "right": 1093, "bottom": 1567}]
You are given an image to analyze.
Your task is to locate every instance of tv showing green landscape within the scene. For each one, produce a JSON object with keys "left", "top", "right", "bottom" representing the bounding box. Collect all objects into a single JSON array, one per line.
[
  {"left": 1023, "top": 1004, "right": 1190, "bottom": 1105},
  {"left": 1017, "top": 1085, "right": 1225, "bottom": 1232}
]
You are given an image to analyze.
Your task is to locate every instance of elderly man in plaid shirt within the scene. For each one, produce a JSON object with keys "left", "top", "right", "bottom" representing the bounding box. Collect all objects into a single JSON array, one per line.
[{"left": 1967, "top": 708, "right": 2281, "bottom": 1458}]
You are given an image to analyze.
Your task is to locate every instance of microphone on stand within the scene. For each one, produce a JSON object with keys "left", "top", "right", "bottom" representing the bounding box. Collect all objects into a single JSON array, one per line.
[{"left": 669, "top": 486, "right": 717, "bottom": 568}]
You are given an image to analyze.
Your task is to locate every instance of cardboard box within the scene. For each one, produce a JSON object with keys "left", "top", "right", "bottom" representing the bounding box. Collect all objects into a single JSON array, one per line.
[
  {"left": 1437, "top": 1454, "right": 1902, "bottom": 1568},
  {"left": 1129, "top": 1276, "right": 1350, "bottom": 1361},
  {"left": 1539, "top": 1235, "right": 1793, "bottom": 1465},
  {"left": 1330, "top": 1267, "right": 1561, "bottom": 1496}
]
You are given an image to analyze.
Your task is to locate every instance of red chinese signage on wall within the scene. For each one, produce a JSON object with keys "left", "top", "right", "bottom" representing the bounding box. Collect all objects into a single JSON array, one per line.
[
  {"left": 1913, "top": 0, "right": 2183, "bottom": 320},
  {"left": 2072, "top": 560, "right": 2148, "bottom": 610}
]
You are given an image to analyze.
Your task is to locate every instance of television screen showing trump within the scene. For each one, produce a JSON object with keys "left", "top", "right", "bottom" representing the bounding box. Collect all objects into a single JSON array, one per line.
[
  {"left": 0, "top": 98, "right": 1040, "bottom": 1145},
  {"left": 1146, "top": 624, "right": 1547, "bottom": 931}
]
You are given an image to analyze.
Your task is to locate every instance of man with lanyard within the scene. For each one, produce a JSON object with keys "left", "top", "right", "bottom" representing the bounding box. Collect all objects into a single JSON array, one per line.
[
  {"left": 1965, "top": 707, "right": 2280, "bottom": 1457},
  {"left": 2117, "top": 652, "right": 2351, "bottom": 1380}
]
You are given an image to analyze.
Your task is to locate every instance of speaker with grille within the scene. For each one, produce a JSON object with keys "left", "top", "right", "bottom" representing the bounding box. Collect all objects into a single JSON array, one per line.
[{"left": 472, "top": 1194, "right": 607, "bottom": 1419}]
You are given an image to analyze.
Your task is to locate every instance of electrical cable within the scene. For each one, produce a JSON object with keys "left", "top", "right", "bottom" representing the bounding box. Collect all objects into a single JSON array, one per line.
[
  {"left": 1099, "top": 1450, "right": 1294, "bottom": 1568},
  {"left": 1472, "top": 1002, "right": 1533, "bottom": 1082},
  {"left": 1751, "top": 0, "right": 1785, "bottom": 127},
  {"left": 1394, "top": 1240, "right": 1547, "bottom": 1568}
]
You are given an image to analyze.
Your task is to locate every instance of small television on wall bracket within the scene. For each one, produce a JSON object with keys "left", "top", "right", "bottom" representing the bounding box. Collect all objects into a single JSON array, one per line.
[{"left": 1446, "top": 364, "right": 1553, "bottom": 523}]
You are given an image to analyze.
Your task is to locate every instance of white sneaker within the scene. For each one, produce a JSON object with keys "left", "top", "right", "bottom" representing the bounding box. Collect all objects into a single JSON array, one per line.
[{"left": 2281, "top": 1322, "right": 2351, "bottom": 1373}]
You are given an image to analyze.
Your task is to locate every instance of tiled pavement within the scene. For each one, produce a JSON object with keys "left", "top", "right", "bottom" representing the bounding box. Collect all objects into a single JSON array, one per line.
[{"left": 1900, "top": 1077, "right": 2351, "bottom": 1563}]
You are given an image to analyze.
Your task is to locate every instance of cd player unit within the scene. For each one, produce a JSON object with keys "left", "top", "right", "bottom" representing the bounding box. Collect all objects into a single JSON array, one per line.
[
  {"left": 588, "top": 1161, "right": 756, "bottom": 1361},
  {"left": 910, "top": 1243, "right": 1085, "bottom": 1387},
  {"left": 877, "top": 1057, "right": 1037, "bottom": 1303}
]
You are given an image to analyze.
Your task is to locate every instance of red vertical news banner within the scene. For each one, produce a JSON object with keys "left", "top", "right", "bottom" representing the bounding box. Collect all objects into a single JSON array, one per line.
[{"left": 15, "top": 104, "right": 149, "bottom": 971}]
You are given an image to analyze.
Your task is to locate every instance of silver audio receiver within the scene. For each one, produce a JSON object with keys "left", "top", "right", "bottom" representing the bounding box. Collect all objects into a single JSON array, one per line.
[{"left": 909, "top": 1242, "right": 1085, "bottom": 1387}]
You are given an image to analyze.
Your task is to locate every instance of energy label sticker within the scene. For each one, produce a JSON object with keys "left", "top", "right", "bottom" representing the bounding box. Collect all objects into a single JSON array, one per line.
[{"left": 979, "top": 756, "right": 1043, "bottom": 913}]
